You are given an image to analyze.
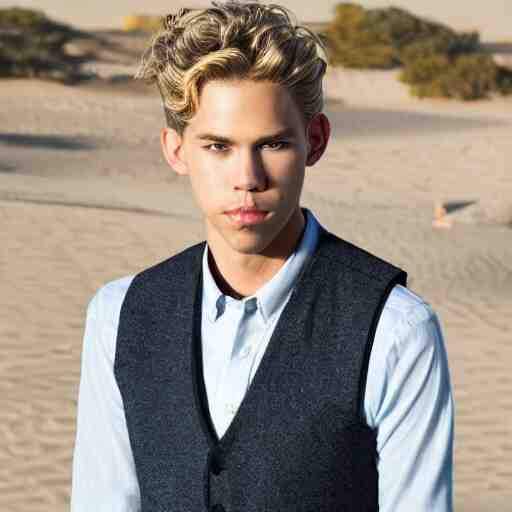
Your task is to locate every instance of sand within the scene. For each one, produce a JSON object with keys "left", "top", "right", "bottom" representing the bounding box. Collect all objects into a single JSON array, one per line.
[{"left": 1, "top": 28, "right": 512, "bottom": 511}]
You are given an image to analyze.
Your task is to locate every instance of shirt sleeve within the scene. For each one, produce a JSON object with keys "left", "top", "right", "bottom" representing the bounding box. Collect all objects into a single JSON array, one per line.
[
  {"left": 71, "top": 280, "right": 141, "bottom": 512},
  {"left": 364, "top": 286, "right": 454, "bottom": 511}
]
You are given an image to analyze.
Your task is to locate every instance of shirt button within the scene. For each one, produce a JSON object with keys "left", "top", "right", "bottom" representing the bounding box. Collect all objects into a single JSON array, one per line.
[
  {"left": 245, "top": 298, "right": 257, "bottom": 314},
  {"left": 210, "top": 452, "right": 226, "bottom": 475},
  {"left": 225, "top": 403, "right": 237, "bottom": 415}
]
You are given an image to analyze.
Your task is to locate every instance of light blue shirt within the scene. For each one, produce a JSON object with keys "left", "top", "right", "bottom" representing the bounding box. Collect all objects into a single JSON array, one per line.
[{"left": 71, "top": 209, "right": 454, "bottom": 511}]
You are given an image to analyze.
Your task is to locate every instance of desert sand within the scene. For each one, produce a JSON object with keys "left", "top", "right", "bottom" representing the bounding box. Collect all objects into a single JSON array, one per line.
[{"left": 1, "top": 21, "right": 512, "bottom": 512}]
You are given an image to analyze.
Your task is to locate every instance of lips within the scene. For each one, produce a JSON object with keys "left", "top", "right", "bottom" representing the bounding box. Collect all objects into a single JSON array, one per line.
[
  {"left": 225, "top": 207, "right": 266, "bottom": 215},
  {"left": 225, "top": 206, "right": 268, "bottom": 225}
]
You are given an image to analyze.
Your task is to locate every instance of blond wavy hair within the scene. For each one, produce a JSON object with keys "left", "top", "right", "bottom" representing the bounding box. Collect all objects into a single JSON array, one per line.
[{"left": 135, "top": 1, "right": 328, "bottom": 134}]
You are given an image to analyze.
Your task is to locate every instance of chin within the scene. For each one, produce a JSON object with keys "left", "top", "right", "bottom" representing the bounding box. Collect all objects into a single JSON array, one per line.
[{"left": 228, "top": 231, "right": 275, "bottom": 256}]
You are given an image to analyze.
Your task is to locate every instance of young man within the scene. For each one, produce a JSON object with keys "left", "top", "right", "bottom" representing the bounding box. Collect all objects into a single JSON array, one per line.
[{"left": 71, "top": 2, "right": 454, "bottom": 511}]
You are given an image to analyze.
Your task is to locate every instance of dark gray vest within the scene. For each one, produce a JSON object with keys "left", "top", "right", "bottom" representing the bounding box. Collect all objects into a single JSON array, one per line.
[{"left": 114, "top": 225, "right": 407, "bottom": 512}]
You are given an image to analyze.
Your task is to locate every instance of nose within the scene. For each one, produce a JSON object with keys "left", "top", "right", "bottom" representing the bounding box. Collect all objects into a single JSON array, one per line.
[{"left": 233, "top": 149, "right": 267, "bottom": 192}]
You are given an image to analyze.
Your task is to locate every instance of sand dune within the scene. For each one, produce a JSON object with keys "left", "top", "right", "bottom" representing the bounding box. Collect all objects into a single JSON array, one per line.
[{"left": 1, "top": 32, "right": 512, "bottom": 511}]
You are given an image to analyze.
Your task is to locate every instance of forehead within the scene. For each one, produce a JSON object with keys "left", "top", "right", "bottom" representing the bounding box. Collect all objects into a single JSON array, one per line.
[{"left": 186, "top": 79, "right": 305, "bottom": 139}]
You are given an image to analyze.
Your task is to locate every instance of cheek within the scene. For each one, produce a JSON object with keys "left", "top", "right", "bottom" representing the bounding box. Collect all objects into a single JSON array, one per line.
[
  {"left": 187, "top": 158, "right": 227, "bottom": 208},
  {"left": 189, "top": 174, "right": 215, "bottom": 207},
  {"left": 265, "top": 153, "right": 305, "bottom": 188}
]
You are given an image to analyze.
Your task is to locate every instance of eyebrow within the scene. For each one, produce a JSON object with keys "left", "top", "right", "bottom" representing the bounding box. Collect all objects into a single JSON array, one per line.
[{"left": 195, "top": 128, "right": 296, "bottom": 145}]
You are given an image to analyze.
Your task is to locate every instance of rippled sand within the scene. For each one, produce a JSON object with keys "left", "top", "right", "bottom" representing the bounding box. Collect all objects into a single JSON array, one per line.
[{"left": 1, "top": 69, "right": 512, "bottom": 511}]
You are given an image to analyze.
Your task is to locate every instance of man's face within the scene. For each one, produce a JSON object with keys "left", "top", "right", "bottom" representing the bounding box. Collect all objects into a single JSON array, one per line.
[{"left": 162, "top": 79, "right": 329, "bottom": 259}]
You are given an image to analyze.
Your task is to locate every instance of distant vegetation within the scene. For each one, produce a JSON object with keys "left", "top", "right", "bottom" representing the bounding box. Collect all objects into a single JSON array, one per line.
[
  {"left": 2, "top": 5, "right": 511, "bottom": 100},
  {"left": 323, "top": 3, "right": 512, "bottom": 100},
  {"left": 0, "top": 7, "right": 87, "bottom": 82},
  {"left": 122, "top": 15, "right": 162, "bottom": 33}
]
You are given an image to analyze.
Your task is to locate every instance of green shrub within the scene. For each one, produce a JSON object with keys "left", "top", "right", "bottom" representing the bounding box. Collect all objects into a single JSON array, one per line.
[
  {"left": 323, "top": 4, "right": 394, "bottom": 68},
  {"left": 440, "top": 54, "right": 498, "bottom": 100},
  {"left": 323, "top": 2, "right": 511, "bottom": 100},
  {"left": 323, "top": 3, "right": 471, "bottom": 69},
  {"left": 400, "top": 53, "right": 498, "bottom": 100},
  {"left": 399, "top": 54, "right": 450, "bottom": 98},
  {"left": 399, "top": 31, "right": 479, "bottom": 63},
  {"left": 0, "top": 7, "right": 85, "bottom": 82}
]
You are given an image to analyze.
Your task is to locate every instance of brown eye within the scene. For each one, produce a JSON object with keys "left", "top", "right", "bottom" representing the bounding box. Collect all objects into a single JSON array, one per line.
[
  {"left": 262, "top": 141, "right": 289, "bottom": 150},
  {"left": 205, "top": 143, "right": 228, "bottom": 152}
]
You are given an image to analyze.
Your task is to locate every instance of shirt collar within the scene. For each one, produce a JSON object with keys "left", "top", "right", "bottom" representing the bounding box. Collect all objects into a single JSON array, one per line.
[{"left": 202, "top": 208, "right": 321, "bottom": 325}]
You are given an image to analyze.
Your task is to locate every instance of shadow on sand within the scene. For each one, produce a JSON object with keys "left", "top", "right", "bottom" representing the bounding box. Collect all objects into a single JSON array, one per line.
[
  {"left": 0, "top": 133, "right": 97, "bottom": 151},
  {"left": 325, "top": 106, "right": 507, "bottom": 139},
  {"left": 0, "top": 162, "right": 17, "bottom": 173},
  {"left": 443, "top": 200, "right": 478, "bottom": 215}
]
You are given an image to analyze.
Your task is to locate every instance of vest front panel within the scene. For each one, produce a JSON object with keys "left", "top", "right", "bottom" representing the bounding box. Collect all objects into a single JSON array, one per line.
[{"left": 115, "top": 231, "right": 407, "bottom": 511}]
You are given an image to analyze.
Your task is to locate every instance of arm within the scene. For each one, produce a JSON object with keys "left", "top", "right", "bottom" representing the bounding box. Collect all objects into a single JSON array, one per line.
[
  {"left": 365, "top": 286, "right": 454, "bottom": 511},
  {"left": 71, "top": 281, "right": 140, "bottom": 511}
]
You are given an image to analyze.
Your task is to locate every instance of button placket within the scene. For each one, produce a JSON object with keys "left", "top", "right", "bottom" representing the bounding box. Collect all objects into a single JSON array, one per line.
[
  {"left": 224, "top": 402, "right": 237, "bottom": 416},
  {"left": 207, "top": 449, "right": 228, "bottom": 512}
]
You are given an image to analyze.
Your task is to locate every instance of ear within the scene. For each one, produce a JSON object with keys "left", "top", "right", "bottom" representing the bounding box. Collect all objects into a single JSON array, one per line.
[
  {"left": 305, "top": 113, "right": 331, "bottom": 167},
  {"left": 161, "top": 127, "right": 189, "bottom": 176}
]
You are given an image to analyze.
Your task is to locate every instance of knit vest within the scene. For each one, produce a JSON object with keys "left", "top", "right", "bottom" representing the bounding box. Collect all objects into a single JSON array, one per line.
[{"left": 114, "top": 225, "right": 407, "bottom": 512}]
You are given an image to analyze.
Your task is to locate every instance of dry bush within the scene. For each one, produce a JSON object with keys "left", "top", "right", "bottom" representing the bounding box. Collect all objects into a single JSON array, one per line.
[
  {"left": 323, "top": 2, "right": 511, "bottom": 100},
  {"left": 400, "top": 53, "right": 498, "bottom": 100},
  {"left": 323, "top": 3, "right": 470, "bottom": 69},
  {"left": 0, "top": 7, "right": 86, "bottom": 82}
]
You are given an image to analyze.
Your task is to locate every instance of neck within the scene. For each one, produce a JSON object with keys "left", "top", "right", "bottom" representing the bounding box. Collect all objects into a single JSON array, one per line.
[{"left": 207, "top": 208, "right": 306, "bottom": 298}]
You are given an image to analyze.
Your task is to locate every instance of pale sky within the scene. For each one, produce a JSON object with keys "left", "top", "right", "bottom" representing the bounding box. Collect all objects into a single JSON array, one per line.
[{"left": 2, "top": 1, "right": 511, "bottom": 41}]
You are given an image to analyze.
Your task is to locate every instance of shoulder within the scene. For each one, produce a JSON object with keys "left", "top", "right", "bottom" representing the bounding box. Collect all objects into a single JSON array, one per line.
[
  {"left": 134, "top": 241, "right": 206, "bottom": 286},
  {"left": 369, "top": 284, "right": 443, "bottom": 396},
  {"left": 378, "top": 284, "right": 437, "bottom": 344},
  {"left": 373, "top": 284, "right": 443, "bottom": 370},
  {"left": 319, "top": 231, "right": 407, "bottom": 292},
  {"left": 89, "top": 275, "right": 135, "bottom": 319},
  {"left": 86, "top": 275, "right": 135, "bottom": 356},
  {"left": 86, "top": 241, "right": 206, "bottom": 332}
]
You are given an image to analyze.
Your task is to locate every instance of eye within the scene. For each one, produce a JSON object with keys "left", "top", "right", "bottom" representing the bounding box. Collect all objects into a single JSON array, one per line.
[
  {"left": 262, "top": 141, "right": 290, "bottom": 150},
  {"left": 204, "top": 143, "right": 229, "bottom": 152}
]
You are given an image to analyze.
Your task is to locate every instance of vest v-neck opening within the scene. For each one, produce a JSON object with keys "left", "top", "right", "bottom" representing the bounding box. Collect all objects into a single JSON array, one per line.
[
  {"left": 191, "top": 267, "right": 219, "bottom": 448},
  {"left": 190, "top": 227, "right": 330, "bottom": 452}
]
